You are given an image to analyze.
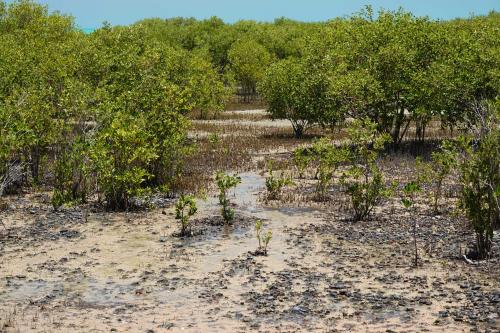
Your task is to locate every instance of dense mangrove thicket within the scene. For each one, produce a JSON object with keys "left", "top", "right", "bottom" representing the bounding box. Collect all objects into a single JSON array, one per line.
[
  {"left": 0, "top": 0, "right": 498, "bottom": 214},
  {"left": 137, "top": 8, "right": 499, "bottom": 139},
  {"left": 0, "top": 0, "right": 229, "bottom": 209}
]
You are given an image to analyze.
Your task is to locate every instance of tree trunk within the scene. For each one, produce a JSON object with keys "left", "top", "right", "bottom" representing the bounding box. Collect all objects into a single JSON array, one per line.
[
  {"left": 476, "top": 232, "right": 491, "bottom": 259},
  {"left": 30, "top": 146, "right": 41, "bottom": 184},
  {"left": 391, "top": 111, "right": 408, "bottom": 144},
  {"left": 292, "top": 122, "right": 304, "bottom": 139}
]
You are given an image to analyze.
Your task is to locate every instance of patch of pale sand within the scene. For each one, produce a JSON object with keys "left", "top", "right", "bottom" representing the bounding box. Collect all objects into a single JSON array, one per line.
[
  {"left": 192, "top": 118, "right": 291, "bottom": 128},
  {"left": 224, "top": 109, "right": 267, "bottom": 115}
]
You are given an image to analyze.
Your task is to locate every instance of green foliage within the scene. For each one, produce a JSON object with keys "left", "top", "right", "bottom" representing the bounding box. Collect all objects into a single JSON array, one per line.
[
  {"left": 455, "top": 102, "right": 499, "bottom": 259},
  {"left": 0, "top": 1, "right": 229, "bottom": 210},
  {"left": 422, "top": 15, "right": 499, "bottom": 129},
  {"left": 292, "top": 147, "right": 311, "bottom": 179},
  {"left": 228, "top": 39, "right": 272, "bottom": 102},
  {"left": 340, "top": 118, "right": 392, "bottom": 221},
  {"left": 208, "top": 131, "right": 221, "bottom": 145},
  {"left": 92, "top": 111, "right": 158, "bottom": 210},
  {"left": 175, "top": 194, "right": 198, "bottom": 236},
  {"left": 315, "top": 8, "right": 498, "bottom": 144},
  {"left": 311, "top": 138, "right": 349, "bottom": 201},
  {"left": 255, "top": 219, "right": 272, "bottom": 255},
  {"left": 343, "top": 167, "right": 389, "bottom": 222},
  {"left": 0, "top": 1, "right": 84, "bottom": 184},
  {"left": 402, "top": 182, "right": 421, "bottom": 208},
  {"left": 401, "top": 181, "right": 422, "bottom": 209},
  {"left": 416, "top": 142, "right": 457, "bottom": 213},
  {"left": 0, "top": 0, "right": 499, "bottom": 223},
  {"left": 325, "top": 9, "right": 441, "bottom": 144},
  {"left": 265, "top": 161, "right": 293, "bottom": 200},
  {"left": 215, "top": 171, "right": 241, "bottom": 223},
  {"left": 258, "top": 57, "right": 335, "bottom": 138},
  {"left": 52, "top": 136, "right": 92, "bottom": 210}
]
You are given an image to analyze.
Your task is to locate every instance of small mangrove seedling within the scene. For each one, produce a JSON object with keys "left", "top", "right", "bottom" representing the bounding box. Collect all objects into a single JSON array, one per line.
[
  {"left": 455, "top": 127, "right": 499, "bottom": 260},
  {"left": 416, "top": 141, "right": 457, "bottom": 214},
  {"left": 402, "top": 181, "right": 422, "bottom": 267},
  {"left": 215, "top": 171, "right": 241, "bottom": 223},
  {"left": 255, "top": 219, "right": 272, "bottom": 255},
  {"left": 312, "top": 138, "right": 348, "bottom": 201},
  {"left": 340, "top": 118, "right": 392, "bottom": 221},
  {"left": 175, "top": 194, "right": 198, "bottom": 236},
  {"left": 293, "top": 147, "right": 311, "bottom": 179},
  {"left": 208, "top": 131, "right": 221, "bottom": 145},
  {"left": 265, "top": 161, "right": 293, "bottom": 200}
]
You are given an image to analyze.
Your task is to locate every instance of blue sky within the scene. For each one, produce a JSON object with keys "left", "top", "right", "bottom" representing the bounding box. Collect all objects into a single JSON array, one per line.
[{"left": 6, "top": 0, "right": 500, "bottom": 28}]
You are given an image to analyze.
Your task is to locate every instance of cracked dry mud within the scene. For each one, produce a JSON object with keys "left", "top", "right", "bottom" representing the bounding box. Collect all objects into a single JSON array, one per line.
[{"left": 0, "top": 172, "right": 499, "bottom": 332}]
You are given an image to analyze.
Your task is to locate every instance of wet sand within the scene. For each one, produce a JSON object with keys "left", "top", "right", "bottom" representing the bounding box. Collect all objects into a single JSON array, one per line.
[{"left": 1, "top": 172, "right": 499, "bottom": 332}]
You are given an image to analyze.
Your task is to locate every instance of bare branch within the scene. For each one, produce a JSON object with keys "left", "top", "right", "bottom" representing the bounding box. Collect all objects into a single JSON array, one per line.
[{"left": 0, "top": 162, "right": 26, "bottom": 197}]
